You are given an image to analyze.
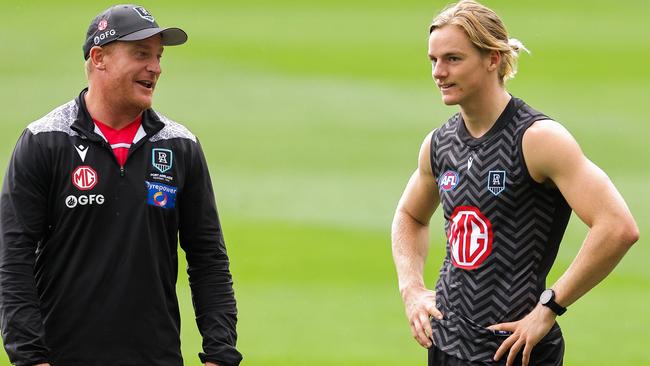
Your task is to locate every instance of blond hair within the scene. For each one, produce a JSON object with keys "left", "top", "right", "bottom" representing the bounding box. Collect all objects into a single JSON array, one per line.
[{"left": 430, "top": 0, "right": 529, "bottom": 83}]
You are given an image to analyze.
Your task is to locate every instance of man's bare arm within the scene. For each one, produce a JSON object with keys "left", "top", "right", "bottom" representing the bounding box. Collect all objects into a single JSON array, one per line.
[
  {"left": 490, "top": 120, "right": 639, "bottom": 366},
  {"left": 391, "top": 132, "right": 443, "bottom": 348}
]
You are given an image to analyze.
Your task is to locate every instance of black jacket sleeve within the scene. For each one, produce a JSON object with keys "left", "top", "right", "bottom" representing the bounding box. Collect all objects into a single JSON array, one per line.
[
  {"left": 0, "top": 130, "right": 51, "bottom": 365},
  {"left": 178, "top": 139, "right": 242, "bottom": 366}
]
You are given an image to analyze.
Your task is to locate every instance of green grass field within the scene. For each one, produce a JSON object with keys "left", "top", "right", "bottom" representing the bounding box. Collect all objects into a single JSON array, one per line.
[{"left": 1, "top": 0, "right": 649, "bottom": 365}]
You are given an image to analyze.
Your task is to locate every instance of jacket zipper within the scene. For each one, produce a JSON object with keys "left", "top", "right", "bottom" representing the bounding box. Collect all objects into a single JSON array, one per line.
[{"left": 73, "top": 117, "right": 161, "bottom": 179}]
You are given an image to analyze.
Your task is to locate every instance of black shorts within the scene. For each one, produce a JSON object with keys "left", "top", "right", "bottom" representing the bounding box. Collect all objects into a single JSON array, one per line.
[{"left": 428, "top": 338, "right": 564, "bottom": 366}]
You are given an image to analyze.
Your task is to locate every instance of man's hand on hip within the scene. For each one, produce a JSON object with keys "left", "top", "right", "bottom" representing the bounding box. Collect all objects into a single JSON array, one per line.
[
  {"left": 401, "top": 286, "right": 443, "bottom": 348},
  {"left": 488, "top": 304, "right": 557, "bottom": 366}
]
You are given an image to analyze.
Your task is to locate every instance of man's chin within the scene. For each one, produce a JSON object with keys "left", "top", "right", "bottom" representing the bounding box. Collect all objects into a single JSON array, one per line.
[
  {"left": 441, "top": 96, "right": 459, "bottom": 106},
  {"left": 134, "top": 96, "right": 153, "bottom": 111}
]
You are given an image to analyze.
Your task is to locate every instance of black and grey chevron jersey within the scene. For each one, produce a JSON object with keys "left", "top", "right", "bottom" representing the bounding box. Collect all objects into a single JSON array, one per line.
[{"left": 428, "top": 97, "right": 572, "bottom": 362}]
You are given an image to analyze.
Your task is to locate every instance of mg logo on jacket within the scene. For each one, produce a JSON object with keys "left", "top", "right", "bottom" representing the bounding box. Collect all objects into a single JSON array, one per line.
[
  {"left": 447, "top": 206, "right": 493, "bottom": 270},
  {"left": 72, "top": 166, "right": 98, "bottom": 190}
]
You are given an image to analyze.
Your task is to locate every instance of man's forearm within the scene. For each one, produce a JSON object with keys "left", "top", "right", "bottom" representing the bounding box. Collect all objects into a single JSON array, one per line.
[
  {"left": 0, "top": 234, "right": 50, "bottom": 364},
  {"left": 551, "top": 222, "right": 638, "bottom": 307},
  {"left": 0, "top": 259, "right": 50, "bottom": 364},
  {"left": 391, "top": 209, "right": 431, "bottom": 295}
]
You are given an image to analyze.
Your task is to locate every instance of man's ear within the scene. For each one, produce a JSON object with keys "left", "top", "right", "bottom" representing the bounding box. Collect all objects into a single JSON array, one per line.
[
  {"left": 89, "top": 46, "right": 107, "bottom": 71},
  {"left": 487, "top": 50, "right": 500, "bottom": 72}
]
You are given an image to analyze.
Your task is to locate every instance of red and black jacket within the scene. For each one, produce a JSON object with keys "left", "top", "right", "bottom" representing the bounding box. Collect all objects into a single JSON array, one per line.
[{"left": 0, "top": 89, "right": 242, "bottom": 366}]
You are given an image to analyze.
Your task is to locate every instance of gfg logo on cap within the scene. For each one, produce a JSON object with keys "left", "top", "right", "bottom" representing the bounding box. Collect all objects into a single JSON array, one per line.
[{"left": 93, "top": 29, "right": 117, "bottom": 45}]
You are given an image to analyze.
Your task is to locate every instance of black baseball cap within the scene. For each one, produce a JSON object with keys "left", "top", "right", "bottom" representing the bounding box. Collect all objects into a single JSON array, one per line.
[{"left": 83, "top": 4, "right": 187, "bottom": 60}]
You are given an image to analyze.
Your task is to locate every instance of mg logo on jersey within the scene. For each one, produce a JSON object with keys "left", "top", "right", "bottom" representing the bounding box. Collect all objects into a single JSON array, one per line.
[
  {"left": 439, "top": 170, "right": 459, "bottom": 191},
  {"left": 447, "top": 206, "right": 493, "bottom": 270},
  {"left": 72, "top": 166, "right": 98, "bottom": 190}
]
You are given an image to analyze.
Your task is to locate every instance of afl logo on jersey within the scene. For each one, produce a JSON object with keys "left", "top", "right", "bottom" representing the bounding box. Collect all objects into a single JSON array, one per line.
[
  {"left": 447, "top": 206, "right": 493, "bottom": 270},
  {"left": 439, "top": 170, "right": 459, "bottom": 191}
]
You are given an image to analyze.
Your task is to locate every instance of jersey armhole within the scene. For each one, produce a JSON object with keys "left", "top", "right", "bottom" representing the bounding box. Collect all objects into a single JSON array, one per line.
[
  {"left": 518, "top": 116, "right": 549, "bottom": 186},
  {"left": 429, "top": 129, "right": 438, "bottom": 181}
]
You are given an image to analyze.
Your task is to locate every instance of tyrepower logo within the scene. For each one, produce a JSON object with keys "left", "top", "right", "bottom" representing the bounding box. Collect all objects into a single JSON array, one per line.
[
  {"left": 65, "top": 194, "right": 105, "bottom": 208},
  {"left": 72, "top": 166, "right": 98, "bottom": 190},
  {"left": 447, "top": 206, "right": 493, "bottom": 270},
  {"left": 145, "top": 181, "right": 177, "bottom": 209}
]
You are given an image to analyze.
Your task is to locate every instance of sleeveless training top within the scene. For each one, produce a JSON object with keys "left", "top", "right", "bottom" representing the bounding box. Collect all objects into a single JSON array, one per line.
[{"left": 429, "top": 97, "right": 572, "bottom": 362}]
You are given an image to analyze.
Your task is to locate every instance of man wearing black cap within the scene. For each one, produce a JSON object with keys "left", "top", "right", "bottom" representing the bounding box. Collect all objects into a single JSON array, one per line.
[{"left": 0, "top": 5, "right": 242, "bottom": 366}]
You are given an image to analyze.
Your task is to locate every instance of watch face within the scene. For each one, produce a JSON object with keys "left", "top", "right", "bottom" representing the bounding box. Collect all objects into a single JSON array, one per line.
[{"left": 540, "top": 289, "right": 553, "bottom": 304}]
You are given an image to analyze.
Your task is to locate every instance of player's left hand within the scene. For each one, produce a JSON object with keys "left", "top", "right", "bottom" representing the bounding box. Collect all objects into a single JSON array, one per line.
[
  {"left": 205, "top": 362, "right": 219, "bottom": 366},
  {"left": 487, "top": 304, "right": 556, "bottom": 366}
]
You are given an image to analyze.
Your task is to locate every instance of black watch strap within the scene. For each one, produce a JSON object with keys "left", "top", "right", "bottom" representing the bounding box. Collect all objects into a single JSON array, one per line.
[{"left": 540, "top": 289, "right": 567, "bottom": 316}]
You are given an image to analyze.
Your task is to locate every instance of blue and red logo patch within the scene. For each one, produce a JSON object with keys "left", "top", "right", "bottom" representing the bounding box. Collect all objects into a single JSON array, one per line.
[
  {"left": 439, "top": 170, "right": 459, "bottom": 191},
  {"left": 146, "top": 181, "right": 177, "bottom": 209}
]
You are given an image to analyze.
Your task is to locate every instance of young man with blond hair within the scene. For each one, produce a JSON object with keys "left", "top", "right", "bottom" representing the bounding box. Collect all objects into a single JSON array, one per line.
[{"left": 391, "top": 1, "right": 638, "bottom": 365}]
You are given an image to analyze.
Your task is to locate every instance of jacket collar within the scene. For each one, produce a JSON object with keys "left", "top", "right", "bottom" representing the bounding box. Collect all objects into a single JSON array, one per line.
[{"left": 71, "top": 87, "right": 165, "bottom": 141}]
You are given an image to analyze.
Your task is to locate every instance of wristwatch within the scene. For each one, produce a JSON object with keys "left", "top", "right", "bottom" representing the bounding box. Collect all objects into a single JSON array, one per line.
[{"left": 539, "top": 289, "right": 567, "bottom": 316}]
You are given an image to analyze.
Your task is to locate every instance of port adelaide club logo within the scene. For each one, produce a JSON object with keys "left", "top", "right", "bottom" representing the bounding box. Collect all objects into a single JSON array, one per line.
[
  {"left": 487, "top": 170, "right": 506, "bottom": 196},
  {"left": 133, "top": 6, "right": 155, "bottom": 22},
  {"left": 152, "top": 148, "right": 173, "bottom": 173},
  {"left": 447, "top": 206, "right": 493, "bottom": 270}
]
